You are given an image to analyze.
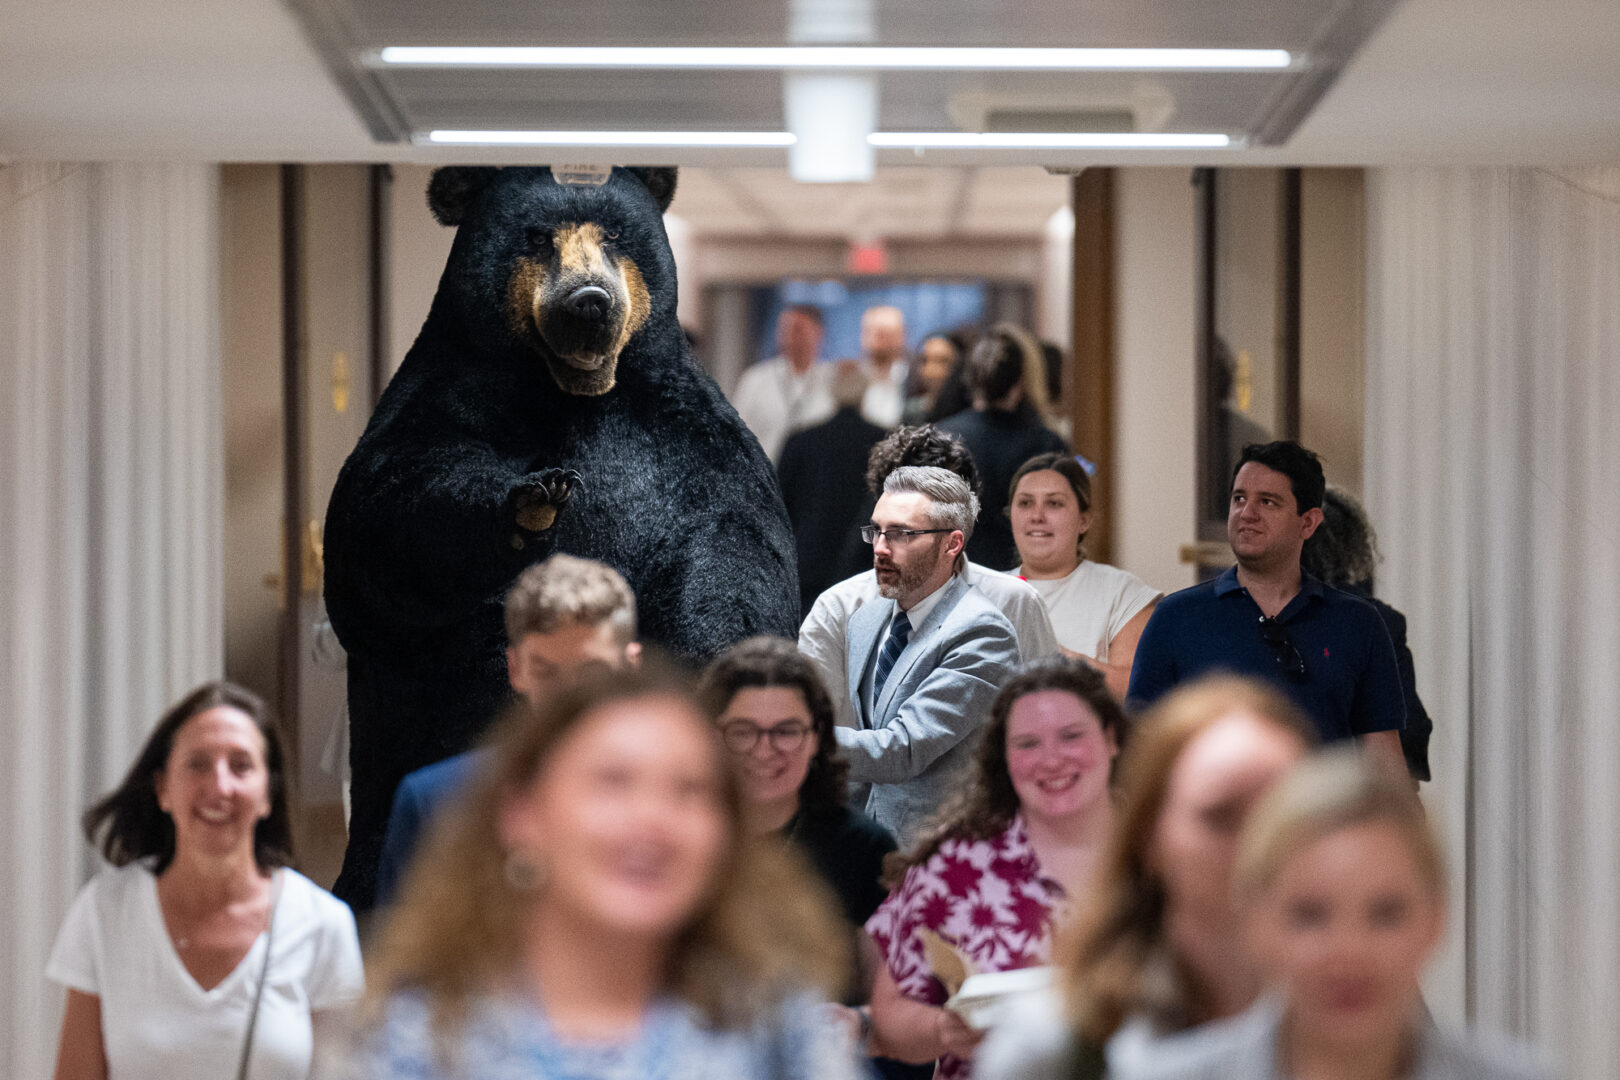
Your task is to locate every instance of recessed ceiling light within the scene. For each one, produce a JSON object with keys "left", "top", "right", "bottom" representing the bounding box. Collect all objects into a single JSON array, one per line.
[
  {"left": 379, "top": 46, "right": 1296, "bottom": 72},
  {"left": 869, "top": 132, "right": 1234, "bottom": 149},
  {"left": 423, "top": 130, "right": 799, "bottom": 147}
]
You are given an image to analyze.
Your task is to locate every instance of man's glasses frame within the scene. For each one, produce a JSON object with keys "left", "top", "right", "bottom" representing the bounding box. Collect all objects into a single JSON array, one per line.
[
  {"left": 859, "top": 525, "right": 953, "bottom": 546},
  {"left": 1257, "top": 615, "right": 1307, "bottom": 681}
]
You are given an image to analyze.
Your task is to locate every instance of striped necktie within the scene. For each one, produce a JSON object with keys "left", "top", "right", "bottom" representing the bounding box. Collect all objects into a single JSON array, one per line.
[{"left": 872, "top": 611, "right": 912, "bottom": 702}]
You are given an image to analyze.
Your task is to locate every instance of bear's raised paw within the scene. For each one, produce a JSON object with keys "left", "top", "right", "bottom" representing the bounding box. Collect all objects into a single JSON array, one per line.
[{"left": 509, "top": 468, "right": 583, "bottom": 548}]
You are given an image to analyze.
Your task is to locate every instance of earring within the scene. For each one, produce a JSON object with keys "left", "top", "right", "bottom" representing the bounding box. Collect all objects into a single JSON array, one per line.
[{"left": 503, "top": 848, "right": 547, "bottom": 892}]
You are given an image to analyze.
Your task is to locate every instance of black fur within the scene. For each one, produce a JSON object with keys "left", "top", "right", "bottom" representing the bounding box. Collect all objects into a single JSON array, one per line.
[{"left": 324, "top": 166, "right": 798, "bottom": 909}]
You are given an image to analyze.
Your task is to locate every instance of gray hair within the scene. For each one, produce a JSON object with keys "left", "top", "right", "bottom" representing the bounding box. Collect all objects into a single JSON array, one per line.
[
  {"left": 1300, "top": 485, "right": 1380, "bottom": 589},
  {"left": 883, "top": 465, "right": 979, "bottom": 539}
]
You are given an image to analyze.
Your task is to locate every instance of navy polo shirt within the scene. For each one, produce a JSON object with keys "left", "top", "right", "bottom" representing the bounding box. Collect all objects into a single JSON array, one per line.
[{"left": 1127, "top": 566, "right": 1405, "bottom": 743}]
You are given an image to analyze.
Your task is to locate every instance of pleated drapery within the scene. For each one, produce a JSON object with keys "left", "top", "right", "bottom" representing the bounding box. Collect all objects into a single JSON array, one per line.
[
  {"left": 1366, "top": 167, "right": 1620, "bottom": 1080},
  {"left": 0, "top": 162, "right": 223, "bottom": 1078}
]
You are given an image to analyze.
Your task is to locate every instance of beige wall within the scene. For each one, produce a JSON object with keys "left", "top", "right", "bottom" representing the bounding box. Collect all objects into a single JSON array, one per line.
[
  {"left": 1111, "top": 168, "right": 1200, "bottom": 596},
  {"left": 221, "top": 165, "right": 285, "bottom": 707},
  {"left": 1300, "top": 169, "right": 1366, "bottom": 494}
]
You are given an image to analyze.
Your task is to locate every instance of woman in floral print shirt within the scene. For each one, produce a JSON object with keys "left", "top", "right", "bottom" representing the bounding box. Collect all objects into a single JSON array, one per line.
[{"left": 865, "top": 658, "right": 1127, "bottom": 1080}]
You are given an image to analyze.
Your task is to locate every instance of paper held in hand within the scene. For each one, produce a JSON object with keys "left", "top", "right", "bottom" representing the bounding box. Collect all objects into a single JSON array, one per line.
[{"left": 918, "top": 928, "right": 1055, "bottom": 1031}]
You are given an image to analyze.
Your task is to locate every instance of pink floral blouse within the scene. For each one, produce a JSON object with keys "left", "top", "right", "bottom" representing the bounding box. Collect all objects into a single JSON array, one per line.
[{"left": 864, "top": 815, "right": 1069, "bottom": 1080}]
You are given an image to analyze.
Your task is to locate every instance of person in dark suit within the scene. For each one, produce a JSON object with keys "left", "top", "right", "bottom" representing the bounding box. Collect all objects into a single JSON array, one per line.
[
  {"left": 1301, "top": 485, "right": 1434, "bottom": 782},
  {"left": 373, "top": 554, "right": 641, "bottom": 905},
  {"left": 777, "top": 360, "right": 890, "bottom": 619}
]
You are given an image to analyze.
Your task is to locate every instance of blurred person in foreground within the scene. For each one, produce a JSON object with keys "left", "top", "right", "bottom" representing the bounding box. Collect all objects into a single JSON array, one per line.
[
  {"left": 800, "top": 424, "right": 1060, "bottom": 732},
  {"left": 778, "top": 360, "right": 890, "bottom": 618},
  {"left": 937, "top": 325, "right": 1070, "bottom": 571},
  {"left": 976, "top": 675, "right": 1314, "bottom": 1080},
  {"left": 345, "top": 664, "right": 860, "bottom": 1080},
  {"left": 375, "top": 553, "right": 641, "bottom": 907},
  {"left": 1009, "top": 452, "right": 1161, "bottom": 699},
  {"left": 865, "top": 658, "right": 1127, "bottom": 1080},
  {"left": 1127, "top": 750, "right": 1555, "bottom": 1080},
  {"left": 1300, "top": 486, "right": 1434, "bottom": 784},
  {"left": 50, "top": 682, "right": 362, "bottom": 1080},
  {"left": 733, "top": 303, "right": 834, "bottom": 463}
]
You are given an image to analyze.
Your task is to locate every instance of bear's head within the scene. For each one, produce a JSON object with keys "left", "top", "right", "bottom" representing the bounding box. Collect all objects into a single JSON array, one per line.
[{"left": 428, "top": 166, "right": 679, "bottom": 397}]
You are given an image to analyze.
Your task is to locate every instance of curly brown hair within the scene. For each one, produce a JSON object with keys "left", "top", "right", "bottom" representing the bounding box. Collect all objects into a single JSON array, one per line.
[
  {"left": 696, "top": 636, "right": 849, "bottom": 817},
  {"left": 881, "top": 657, "right": 1127, "bottom": 889},
  {"left": 864, "top": 424, "right": 982, "bottom": 499},
  {"left": 365, "top": 661, "right": 847, "bottom": 1046}
]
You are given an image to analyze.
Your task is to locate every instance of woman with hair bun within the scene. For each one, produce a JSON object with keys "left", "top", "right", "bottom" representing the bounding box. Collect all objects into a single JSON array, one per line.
[{"left": 48, "top": 681, "right": 362, "bottom": 1080}]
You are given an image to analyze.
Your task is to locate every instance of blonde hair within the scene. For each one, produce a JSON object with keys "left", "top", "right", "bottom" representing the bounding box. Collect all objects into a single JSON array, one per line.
[
  {"left": 1235, "top": 747, "right": 1444, "bottom": 906},
  {"left": 1057, "top": 675, "right": 1315, "bottom": 1041},
  {"left": 504, "top": 553, "right": 637, "bottom": 646},
  {"left": 363, "top": 663, "right": 847, "bottom": 1048}
]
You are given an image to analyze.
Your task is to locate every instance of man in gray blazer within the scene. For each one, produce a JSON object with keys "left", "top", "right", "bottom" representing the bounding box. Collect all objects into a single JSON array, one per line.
[{"left": 837, "top": 465, "right": 1019, "bottom": 845}]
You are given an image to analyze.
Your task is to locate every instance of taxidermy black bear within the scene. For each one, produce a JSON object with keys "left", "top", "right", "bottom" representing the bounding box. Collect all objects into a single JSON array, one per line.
[{"left": 323, "top": 165, "right": 799, "bottom": 909}]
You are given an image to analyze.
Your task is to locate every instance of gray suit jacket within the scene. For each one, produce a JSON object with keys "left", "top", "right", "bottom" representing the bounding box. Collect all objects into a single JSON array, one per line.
[{"left": 835, "top": 574, "right": 1019, "bottom": 846}]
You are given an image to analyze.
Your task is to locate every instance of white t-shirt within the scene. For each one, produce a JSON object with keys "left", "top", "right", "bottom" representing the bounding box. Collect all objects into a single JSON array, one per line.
[
  {"left": 800, "top": 562, "right": 1061, "bottom": 730},
  {"left": 860, "top": 359, "right": 908, "bottom": 428},
  {"left": 47, "top": 862, "right": 364, "bottom": 1080},
  {"left": 1020, "top": 559, "right": 1161, "bottom": 663},
  {"left": 731, "top": 356, "right": 835, "bottom": 462}
]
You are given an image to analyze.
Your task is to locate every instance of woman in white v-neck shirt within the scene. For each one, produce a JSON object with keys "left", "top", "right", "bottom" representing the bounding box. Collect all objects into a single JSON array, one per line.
[
  {"left": 1009, "top": 454, "right": 1161, "bottom": 700},
  {"left": 47, "top": 681, "right": 362, "bottom": 1080}
]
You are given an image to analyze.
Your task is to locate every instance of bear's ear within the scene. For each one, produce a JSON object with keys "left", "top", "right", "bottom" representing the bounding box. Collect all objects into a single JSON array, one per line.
[
  {"left": 427, "top": 167, "right": 502, "bottom": 227},
  {"left": 625, "top": 167, "right": 678, "bottom": 213}
]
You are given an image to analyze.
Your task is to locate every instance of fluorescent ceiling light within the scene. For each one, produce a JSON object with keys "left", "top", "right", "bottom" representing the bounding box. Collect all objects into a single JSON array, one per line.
[
  {"left": 870, "top": 131, "right": 1233, "bottom": 149},
  {"left": 379, "top": 46, "right": 1295, "bottom": 71},
  {"left": 421, "top": 130, "right": 1236, "bottom": 150},
  {"left": 424, "top": 130, "right": 798, "bottom": 147}
]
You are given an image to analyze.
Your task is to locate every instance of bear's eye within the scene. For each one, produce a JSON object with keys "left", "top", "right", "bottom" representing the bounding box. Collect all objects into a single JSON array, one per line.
[
  {"left": 525, "top": 227, "right": 553, "bottom": 253},
  {"left": 605, "top": 229, "right": 621, "bottom": 241}
]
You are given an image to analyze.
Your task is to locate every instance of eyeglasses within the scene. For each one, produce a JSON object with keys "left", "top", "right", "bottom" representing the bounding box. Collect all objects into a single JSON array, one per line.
[
  {"left": 859, "top": 525, "right": 953, "bottom": 546},
  {"left": 1257, "top": 615, "right": 1307, "bottom": 680},
  {"left": 720, "top": 721, "right": 812, "bottom": 755}
]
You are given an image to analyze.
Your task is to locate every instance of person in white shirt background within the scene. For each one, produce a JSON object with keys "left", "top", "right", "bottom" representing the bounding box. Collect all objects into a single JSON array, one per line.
[
  {"left": 1009, "top": 452, "right": 1161, "bottom": 700},
  {"left": 732, "top": 303, "right": 834, "bottom": 462},
  {"left": 859, "top": 305, "right": 910, "bottom": 429}
]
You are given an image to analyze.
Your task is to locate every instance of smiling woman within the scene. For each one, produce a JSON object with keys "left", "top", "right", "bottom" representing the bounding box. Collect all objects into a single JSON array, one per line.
[
  {"left": 350, "top": 662, "right": 860, "bottom": 1080},
  {"left": 46, "top": 681, "right": 363, "bottom": 1080},
  {"left": 864, "top": 658, "right": 1127, "bottom": 1080}
]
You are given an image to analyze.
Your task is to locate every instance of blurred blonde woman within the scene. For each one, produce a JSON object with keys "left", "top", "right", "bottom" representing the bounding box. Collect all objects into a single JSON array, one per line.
[
  {"left": 344, "top": 664, "right": 859, "bottom": 1080},
  {"left": 1131, "top": 750, "right": 1555, "bottom": 1080},
  {"left": 977, "top": 675, "right": 1314, "bottom": 1080}
]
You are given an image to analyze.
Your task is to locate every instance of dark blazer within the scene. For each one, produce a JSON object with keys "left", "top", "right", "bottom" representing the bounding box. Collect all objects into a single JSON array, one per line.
[
  {"left": 776, "top": 407, "right": 889, "bottom": 618},
  {"left": 374, "top": 748, "right": 488, "bottom": 907},
  {"left": 1366, "top": 596, "right": 1434, "bottom": 781}
]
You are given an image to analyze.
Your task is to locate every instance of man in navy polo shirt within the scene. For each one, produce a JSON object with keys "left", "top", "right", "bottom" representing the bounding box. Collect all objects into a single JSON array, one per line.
[{"left": 1128, "top": 441, "right": 1405, "bottom": 772}]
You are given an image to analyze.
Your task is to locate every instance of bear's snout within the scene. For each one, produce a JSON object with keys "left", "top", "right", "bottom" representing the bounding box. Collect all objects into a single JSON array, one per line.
[{"left": 562, "top": 285, "right": 613, "bottom": 324}]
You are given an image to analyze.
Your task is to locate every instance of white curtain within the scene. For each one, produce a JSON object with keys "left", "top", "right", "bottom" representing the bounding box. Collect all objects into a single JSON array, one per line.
[
  {"left": 1366, "top": 167, "right": 1620, "bottom": 1080},
  {"left": 0, "top": 162, "right": 223, "bottom": 1078}
]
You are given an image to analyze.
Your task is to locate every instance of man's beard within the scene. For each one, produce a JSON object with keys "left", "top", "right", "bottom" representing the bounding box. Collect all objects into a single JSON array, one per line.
[{"left": 875, "top": 550, "right": 937, "bottom": 602}]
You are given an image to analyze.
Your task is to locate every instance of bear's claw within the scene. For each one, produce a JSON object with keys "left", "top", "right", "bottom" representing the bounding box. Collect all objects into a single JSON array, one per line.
[{"left": 512, "top": 468, "right": 582, "bottom": 539}]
